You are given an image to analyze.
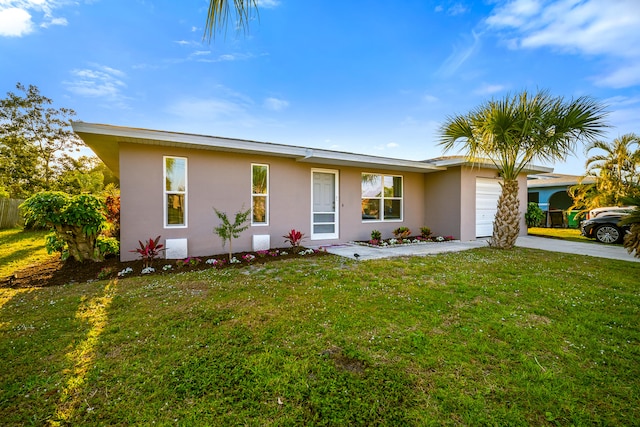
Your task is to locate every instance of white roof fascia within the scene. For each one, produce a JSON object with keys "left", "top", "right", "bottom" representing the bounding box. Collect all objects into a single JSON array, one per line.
[
  {"left": 426, "top": 157, "right": 553, "bottom": 174},
  {"left": 73, "top": 122, "right": 446, "bottom": 173}
]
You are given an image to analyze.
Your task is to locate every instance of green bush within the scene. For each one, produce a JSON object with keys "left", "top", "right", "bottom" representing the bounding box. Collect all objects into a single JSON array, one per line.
[
  {"left": 525, "top": 202, "right": 545, "bottom": 228},
  {"left": 96, "top": 236, "right": 120, "bottom": 257},
  {"left": 21, "top": 192, "right": 107, "bottom": 262},
  {"left": 45, "top": 231, "right": 69, "bottom": 260}
]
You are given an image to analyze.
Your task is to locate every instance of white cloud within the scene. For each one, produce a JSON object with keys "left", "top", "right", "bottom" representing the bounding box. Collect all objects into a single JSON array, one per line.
[
  {"left": 423, "top": 94, "right": 439, "bottom": 103},
  {"left": 0, "top": 0, "right": 74, "bottom": 36},
  {"left": 447, "top": 3, "right": 469, "bottom": 16},
  {"left": 40, "top": 15, "right": 66, "bottom": 28},
  {"left": 0, "top": 7, "right": 33, "bottom": 36},
  {"left": 65, "top": 65, "right": 129, "bottom": 108},
  {"left": 486, "top": 0, "right": 640, "bottom": 88},
  {"left": 263, "top": 97, "right": 289, "bottom": 111},
  {"left": 473, "top": 83, "right": 506, "bottom": 95},
  {"left": 387, "top": 142, "right": 399, "bottom": 148},
  {"left": 257, "top": 0, "right": 280, "bottom": 8},
  {"left": 437, "top": 30, "right": 481, "bottom": 76}
]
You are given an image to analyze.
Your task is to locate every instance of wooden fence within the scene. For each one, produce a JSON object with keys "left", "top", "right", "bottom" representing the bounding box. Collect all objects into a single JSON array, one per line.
[{"left": 0, "top": 199, "right": 24, "bottom": 229}]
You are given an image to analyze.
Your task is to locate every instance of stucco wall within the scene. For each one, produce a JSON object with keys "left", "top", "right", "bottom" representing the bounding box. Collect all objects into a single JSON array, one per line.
[
  {"left": 424, "top": 166, "right": 529, "bottom": 242},
  {"left": 119, "top": 143, "right": 427, "bottom": 261}
]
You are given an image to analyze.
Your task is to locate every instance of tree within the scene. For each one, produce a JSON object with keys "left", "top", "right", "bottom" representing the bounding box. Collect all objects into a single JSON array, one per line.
[
  {"left": 213, "top": 206, "right": 251, "bottom": 261},
  {"left": 204, "top": 0, "right": 258, "bottom": 40},
  {"left": 0, "top": 83, "right": 81, "bottom": 196},
  {"left": 21, "top": 192, "right": 107, "bottom": 262},
  {"left": 0, "top": 134, "right": 40, "bottom": 198},
  {"left": 54, "top": 154, "right": 109, "bottom": 195},
  {"left": 569, "top": 134, "right": 640, "bottom": 215},
  {"left": 439, "top": 89, "right": 608, "bottom": 249}
]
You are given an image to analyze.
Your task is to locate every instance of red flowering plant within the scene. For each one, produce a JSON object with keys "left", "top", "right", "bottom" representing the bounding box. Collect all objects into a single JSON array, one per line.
[
  {"left": 283, "top": 229, "right": 306, "bottom": 253},
  {"left": 130, "top": 236, "right": 165, "bottom": 268}
]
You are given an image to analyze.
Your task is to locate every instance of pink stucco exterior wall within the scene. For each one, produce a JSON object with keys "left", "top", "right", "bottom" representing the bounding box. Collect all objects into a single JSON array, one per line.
[
  {"left": 119, "top": 143, "right": 428, "bottom": 261},
  {"left": 424, "top": 165, "right": 529, "bottom": 241}
]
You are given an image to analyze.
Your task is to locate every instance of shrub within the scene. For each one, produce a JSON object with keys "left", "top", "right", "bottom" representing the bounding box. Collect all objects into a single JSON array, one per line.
[
  {"left": 21, "top": 192, "right": 106, "bottom": 262},
  {"left": 130, "top": 236, "right": 165, "bottom": 268},
  {"left": 104, "top": 194, "right": 120, "bottom": 239},
  {"left": 392, "top": 226, "right": 411, "bottom": 239},
  {"left": 420, "top": 226, "right": 432, "bottom": 238},
  {"left": 45, "top": 232, "right": 68, "bottom": 260},
  {"left": 283, "top": 229, "right": 306, "bottom": 253},
  {"left": 525, "top": 202, "right": 545, "bottom": 228},
  {"left": 96, "top": 236, "right": 120, "bottom": 258},
  {"left": 370, "top": 230, "right": 382, "bottom": 241}
]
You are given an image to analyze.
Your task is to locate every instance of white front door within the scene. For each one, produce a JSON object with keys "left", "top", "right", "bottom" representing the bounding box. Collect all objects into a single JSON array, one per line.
[{"left": 311, "top": 169, "right": 339, "bottom": 240}]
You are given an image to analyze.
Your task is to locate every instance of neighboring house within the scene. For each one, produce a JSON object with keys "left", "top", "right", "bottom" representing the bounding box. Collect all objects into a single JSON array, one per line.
[
  {"left": 72, "top": 122, "right": 552, "bottom": 261},
  {"left": 527, "top": 173, "right": 595, "bottom": 227}
]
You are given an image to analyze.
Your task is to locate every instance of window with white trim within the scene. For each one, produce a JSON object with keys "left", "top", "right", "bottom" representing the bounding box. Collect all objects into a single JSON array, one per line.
[
  {"left": 361, "top": 173, "right": 403, "bottom": 221},
  {"left": 164, "top": 156, "right": 187, "bottom": 227},
  {"left": 251, "top": 163, "right": 269, "bottom": 225}
]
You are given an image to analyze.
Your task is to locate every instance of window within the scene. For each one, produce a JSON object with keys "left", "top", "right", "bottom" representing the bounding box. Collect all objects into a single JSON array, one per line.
[
  {"left": 251, "top": 164, "right": 269, "bottom": 225},
  {"left": 361, "top": 173, "right": 402, "bottom": 221},
  {"left": 164, "top": 156, "right": 187, "bottom": 227}
]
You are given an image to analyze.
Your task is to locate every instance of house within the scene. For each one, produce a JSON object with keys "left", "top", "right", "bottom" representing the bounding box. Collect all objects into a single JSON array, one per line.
[
  {"left": 72, "top": 122, "right": 552, "bottom": 261},
  {"left": 527, "top": 173, "right": 595, "bottom": 227}
]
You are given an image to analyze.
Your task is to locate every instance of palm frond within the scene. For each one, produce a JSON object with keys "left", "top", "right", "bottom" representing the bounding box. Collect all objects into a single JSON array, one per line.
[{"left": 204, "top": 0, "right": 258, "bottom": 41}]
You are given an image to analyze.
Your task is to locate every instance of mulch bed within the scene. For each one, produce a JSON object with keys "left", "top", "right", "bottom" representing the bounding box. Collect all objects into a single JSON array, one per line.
[{"left": 2, "top": 248, "right": 331, "bottom": 289}]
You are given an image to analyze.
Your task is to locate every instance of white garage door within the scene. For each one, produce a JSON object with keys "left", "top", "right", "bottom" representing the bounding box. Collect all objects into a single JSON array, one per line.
[{"left": 476, "top": 178, "right": 501, "bottom": 237}]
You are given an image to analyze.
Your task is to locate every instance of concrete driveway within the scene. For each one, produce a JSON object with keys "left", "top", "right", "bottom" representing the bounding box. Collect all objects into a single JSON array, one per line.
[
  {"left": 320, "top": 236, "right": 639, "bottom": 263},
  {"left": 514, "top": 235, "right": 639, "bottom": 263}
]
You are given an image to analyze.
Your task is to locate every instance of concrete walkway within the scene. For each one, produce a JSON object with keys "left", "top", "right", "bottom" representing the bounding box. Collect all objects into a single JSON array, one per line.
[{"left": 320, "top": 236, "right": 639, "bottom": 263}]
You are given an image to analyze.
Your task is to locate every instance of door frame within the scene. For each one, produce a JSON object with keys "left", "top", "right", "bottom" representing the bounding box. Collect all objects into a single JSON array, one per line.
[{"left": 310, "top": 168, "right": 339, "bottom": 240}]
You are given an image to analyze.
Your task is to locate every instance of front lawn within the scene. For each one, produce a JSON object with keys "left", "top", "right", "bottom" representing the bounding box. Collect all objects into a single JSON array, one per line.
[
  {"left": 0, "top": 227, "right": 55, "bottom": 278},
  {"left": 1, "top": 248, "right": 639, "bottom": 425},
  {"left": 528, "top": 226, "right": 594, "bottom": 243}
]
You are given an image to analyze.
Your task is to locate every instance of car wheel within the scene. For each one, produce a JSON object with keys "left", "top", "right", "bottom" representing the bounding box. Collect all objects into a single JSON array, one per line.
[{"left": 594, "top": 224, "right": 622, "bottom": 244}]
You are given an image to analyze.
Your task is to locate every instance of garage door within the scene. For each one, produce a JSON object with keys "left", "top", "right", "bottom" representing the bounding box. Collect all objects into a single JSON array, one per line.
[{"left": 476, "top": 178, "right": 501, "bottom": 237}]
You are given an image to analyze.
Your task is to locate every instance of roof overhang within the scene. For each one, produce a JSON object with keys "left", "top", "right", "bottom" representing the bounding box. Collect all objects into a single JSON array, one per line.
[
  {"left": 72, "top": 122, "right": 446, "bottom": 177},
  {"left": 424, "top": 156, "right": 554, "bottom": 175}
]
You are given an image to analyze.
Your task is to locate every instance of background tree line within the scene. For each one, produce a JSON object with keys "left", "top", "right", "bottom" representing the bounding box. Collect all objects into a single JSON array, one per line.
[{"left": 0, "top": 82, "right": 118, "bottom": 199}]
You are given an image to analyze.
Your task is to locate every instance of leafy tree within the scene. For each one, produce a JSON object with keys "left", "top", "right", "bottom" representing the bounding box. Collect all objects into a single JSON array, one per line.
[
  {"left": 54, "top": 154, "right": 108, "bottom": 195},
  {"left": 213, "top": 206, "right": 251, "bottom": 261},
  {"left": 0, "top": 135, "right": 41, "bottom": 198},
  {"left": 439, "top": 89, "right": 608, "bottom": 249},
  {"left": 0, "top": 83, "right": 81, "bottom": 196},
  {"left": 20, "top": 192, "right": 107, "bottom": 262},
  {"left": 569, "top": 134, "right": 640, "bottom": 214}
]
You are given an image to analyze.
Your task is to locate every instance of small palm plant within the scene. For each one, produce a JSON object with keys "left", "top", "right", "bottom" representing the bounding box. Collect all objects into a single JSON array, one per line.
[{"left": 213, "top": 207, "right": 251, "bottom": 262}]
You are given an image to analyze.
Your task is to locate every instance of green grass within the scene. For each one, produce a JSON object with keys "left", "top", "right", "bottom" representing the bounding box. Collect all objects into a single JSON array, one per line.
[
  {"left": 528, "top": 227, "right": 594, "bottom": 243},
  {"left": 0, "top": 227, "right": 55, "bottom": 277},
  {"left": 1, "top": 248, "right": 639, "bottom": 425}
]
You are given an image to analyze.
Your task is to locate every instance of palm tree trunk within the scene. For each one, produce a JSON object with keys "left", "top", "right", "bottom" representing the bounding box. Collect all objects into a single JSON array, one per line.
[{"left": 490, "top": 179, "right": 520, "bottom": 249}]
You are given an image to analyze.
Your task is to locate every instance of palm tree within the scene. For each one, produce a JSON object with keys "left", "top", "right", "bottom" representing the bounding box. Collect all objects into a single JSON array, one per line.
[
  {"left": 204, "top": 0, "right": 258, "bottom": 40},
  {"left": 620, "top": 195, "right": 640, "bottom": 258},
  {"left": 439, "top": 89, "right": 608, "bottom": 249},
  {"left": 569, "top": 134, "right": 640, "bottom": 216},
  {"left": 585, "top": 134, "right": 640, "bottom": 199}
]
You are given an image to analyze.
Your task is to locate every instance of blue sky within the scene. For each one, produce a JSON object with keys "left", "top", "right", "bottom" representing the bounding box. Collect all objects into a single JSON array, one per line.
[{"left": 1, "top": 0, "right": 639, "bottom": 175}]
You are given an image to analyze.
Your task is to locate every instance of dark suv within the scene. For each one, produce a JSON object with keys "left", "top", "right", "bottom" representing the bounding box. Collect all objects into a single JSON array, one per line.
[{"left": 580, "top": 212, "right": 630, "bottom": 244}]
